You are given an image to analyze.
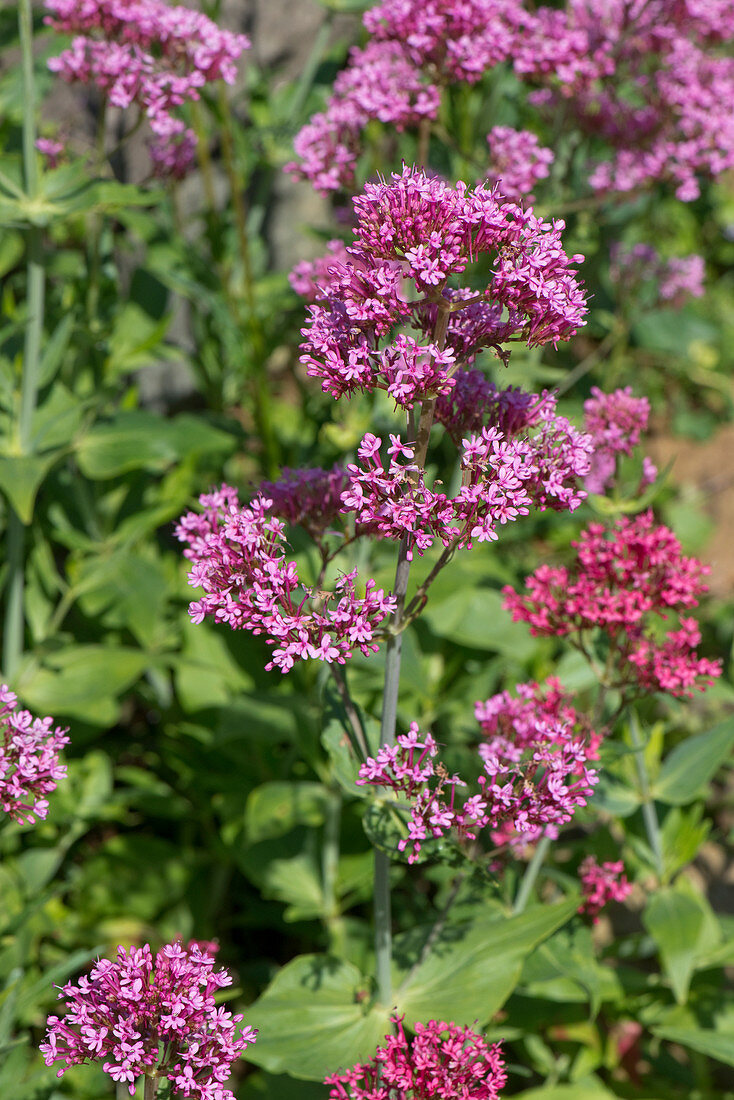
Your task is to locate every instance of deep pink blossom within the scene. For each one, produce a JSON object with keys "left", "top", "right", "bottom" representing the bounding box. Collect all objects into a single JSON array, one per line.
[
  {"left": 45, "top": 0, "right": 249, "bottom": 178},
  {"left": 260, "top": 465, "right": 351, "bottom": 543},
  {"left": 610, "top": 244, "right": 705, "bottom": 307},
  {"left": 343, "top": 417, "right": 589, "bottom": 561},
  {"left": 364, "top": 0, "right": 524, "bottom": 84},
  {"left": 301, "top": 168, "right": 587, "bottom": 407},
  {"left": 579, "top": 856, "right": 632, "bottom": 921},
  {"left": 35, "top": 137, "right": 65, "bottom": 167},
  {"left": 516, "top": 1, "right": 734, "bottom": 201},
  {"left": 503, "top": 512, "right": 722, "bottom": 697},
  {"left": 40, "top": 941, "right": 257, "bottom": 1099},
  {"left": 326, "top": 1015, "right": 506, "bottom": 1100},
  {"left": 289, "top": 240, "right": 352, "bottom": 302},
  {"left": 176, "top": 485, "right": 395, "bottom": 673},
  {"left": 286, "top": 40, "right": 439, "bottom": 194},
  {"left": 583, "top": 386, "right": 657, "bottom": 496},
  {"left": 485, "top": 126, "right": 554, "bottom": 202},
  {"left": 358, "top": 716, "right": 598, "bottom": 863},
  {"left": 0, "top": 685, "right": 68, "bottom": 825}
]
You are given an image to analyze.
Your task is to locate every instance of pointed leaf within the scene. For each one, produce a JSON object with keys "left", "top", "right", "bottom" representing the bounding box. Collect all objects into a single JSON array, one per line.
[
  {"left": 246, "top": 955, "right": 390, "bottom": 1081},
  {"left": 643, "top": 887, "right": 707, "bottom": 1004},
  {"left": 652, "top": 719, "right": 734, "bottom": 805},
  {"left": 0, "top": 450, "right": 64, "bottom": 522},
  {"left": 654, "top": 1027, "right": 734, "bottom": 1068},
  {"left": 394, "top": 898, "right": 579, "bottom": 1025}
]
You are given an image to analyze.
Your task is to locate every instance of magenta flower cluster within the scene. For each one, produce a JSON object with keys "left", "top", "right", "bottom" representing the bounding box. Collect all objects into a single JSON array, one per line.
[
  {"left": 291, "top": 0, "right": 734, "bottom": 203},
  {"left": 503, "top": 512, "right": 722, "bottom": 698},
  {"left": 475, "top": 676, "right": 587, "bottom": 756},
  {"left": 485, "top": 126, "right": 554, "bottom": 203},
  {"left": 610, "top": 244, "right": 706, "bottom": 308},
  {"left": 41, "top": 941, "right": 256, "bottom": 1098},
  {"left": 325, "top": 1015, "right": 506, "bottom": 1100},
  {"left": 583, "top": 386, "right": 657, "bottom": 496},
  {"left": 286, "top": 40, "right": 439, "bottom": 194},
  {"left": 300, "top": 167, "right": 587, "bottom": 407},
  {"left": 176, "top": 485, "right": 395, "bottom": 673},
  {"left": 344, "top": 414, "right": 590, "bottom": 560},
  {"left": 45, "top": 0, "right": 250, "bottom": 178},
  {"left": 578, "top": 856, "right": 632, "bottom": 922},
  {"left": 0, "top": 685, "right": 68, "bottom": 825},
  {"left": 357, "top": 714, "right": 598, "bottom": 862}
]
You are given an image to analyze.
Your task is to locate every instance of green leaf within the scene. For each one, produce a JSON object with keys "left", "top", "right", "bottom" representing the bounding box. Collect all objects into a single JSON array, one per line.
[
  {"left": 245, "top": 782, "right": 330, "bottom": 842},
  {"left": 75, "top": 410, "right": 234, "bottom": 478},
  {"left": 0, "top": 451, "right": 64, "bottom": 523},
  {"left": 652, "top": 719, "right": 734, "bottom": 805},
  {"left": 515, "top": 1080, "right": 616, "bottom": 1100},
  {"left": 653, "top": 1027, "right": 734, "bottom": 1068},
  {"left": 393, "top": 898, "right": 579, "bottom": 1024},
  {"left": 642, "top": 887, "right": 708, "bottom": 1003},
  {"left": 423, "top": 588, "right": 536, "bottom": 656},
  {"left": 522, "top": 927, "right": 624, "bottom": 1013},
  {"left": 20, "top": 645, "right": 149, "bottom": 723},
  {"left": 246, "top": 955, "right": 391, "bottom": 1080},
  {"left": 237, "top": 834, "right": 325, "bottom": 922}
]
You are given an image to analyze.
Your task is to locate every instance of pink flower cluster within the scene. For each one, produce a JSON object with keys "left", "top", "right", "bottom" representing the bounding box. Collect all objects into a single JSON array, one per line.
[
  {"left": 610, "top": 244, "right": 706, "bottom": 308},
  {"left": 485, "top": 126, "right": 554, "bottom": 203},
  {"left": 578, "top": 856, "right": 632, "bottom": 922},
  {"left": 516, "top": 0, "right": 734, "bottom": 201},
  {"left": 40, "top": 941, "right": 257, "bottom": 1099},
  {"left": 176, "top": 485, "right": 395, "bottom": 673},
  {"left": 357, "top": 724, "right": 489, "bottom": 862},
  {"left": 45, "top": 0, "right": 249, "bottom": 178},
  {"left": 583, "top": 386, "right": 657, "bottom": 496},
  {"left": 259, "top": 465, "right": 350, "bottom": 544},
  {"left": 364, "top": 0, "right": 522, "bottom": 85},
  {"left": 291, "top": 0, "right": 733, "bottom": 203},
  {"left": 357, "top": 715, "right": 598, "bottom": 863},
  {"left": 503, "top": 512, "right": 722, "bottom": 698},
  {"left": 286, "top": 40, "right": 439, "bottom": 193},
  {"left": 475, "top": 676, "right": 585, "bottom": 755},
  {"left": 289, "top": 239, "right": 352, "bottom": 302},
  {"left": 326, "top": 1015, "right": 506, "bottom": 1100},
  {"left": 343, "top": 417, "right": 590, "bottom": 560},
  {"left": 475, "top": 678, "right": 600, "bottom": 851},
  {"left": 301, "top": 167, "right": 587, "bottom": 406},
  {"left": 0, "top": 685, "right": 68, "bottom": 825}
]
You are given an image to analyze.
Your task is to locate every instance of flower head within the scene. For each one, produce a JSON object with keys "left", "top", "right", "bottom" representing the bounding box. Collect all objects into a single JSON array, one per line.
[
  {"left": 45, "top": 0, "right": 249, "bottom": 178},
  {"left": 583, "top": 386, "right": 657, "bottom": 496},
  {"left": 579, "top": 856, "right": 632, "bottom": 922},
  {"left": 0, "top": 685, "right": 68, "bottom": 824},
  {"left": 40, "top": 941, "right": 257, "bottom": 1099},
  {"left": 503, "top": 512, "right": 722, "bottom": 697},
  {"left": 326, "top": 1014, "right": 506, "bottom": 1100},
  {"left": 176, "top": 485, "right": 395, "bottom": 673},
  {"left": 301, "top": 167, "right": 586, "bottom": 408}
]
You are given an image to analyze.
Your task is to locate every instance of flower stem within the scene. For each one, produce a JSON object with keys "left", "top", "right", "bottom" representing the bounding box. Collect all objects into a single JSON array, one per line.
[
  {"left": 373, "top": 304, "right": 448, "bottom": 1006},
  {"left": 513, "top": 835, "right": 552, "bottom": 914},
  {"left": 4, "top": 0, "right": 45, "bottom": 681},
  {"left": 143, "top": 1075, "right": 158, "bottom": 1100},
  {"left": 628, "top": 713, "right": 665, "bottom": 879}
]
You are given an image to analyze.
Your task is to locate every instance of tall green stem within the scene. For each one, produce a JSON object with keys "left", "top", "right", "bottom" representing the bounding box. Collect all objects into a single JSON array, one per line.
[
  {"left": 143, "top": 1075, "right": 158, "bottom": 1100},
  {"left": 4, "top": 0, "right": 45, "bottom": 680},
  {"left": 629, "top": 714, "right": 664, "bottom": 879},
  {"left": 373, "top": 301, "right": 448, "bottom": 1008},
  {"left": 513, "top": 835, "right": 552, "bottom": 914},
  {"left": 217, "top": 86, "right": 278, "bottom": 476}
]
